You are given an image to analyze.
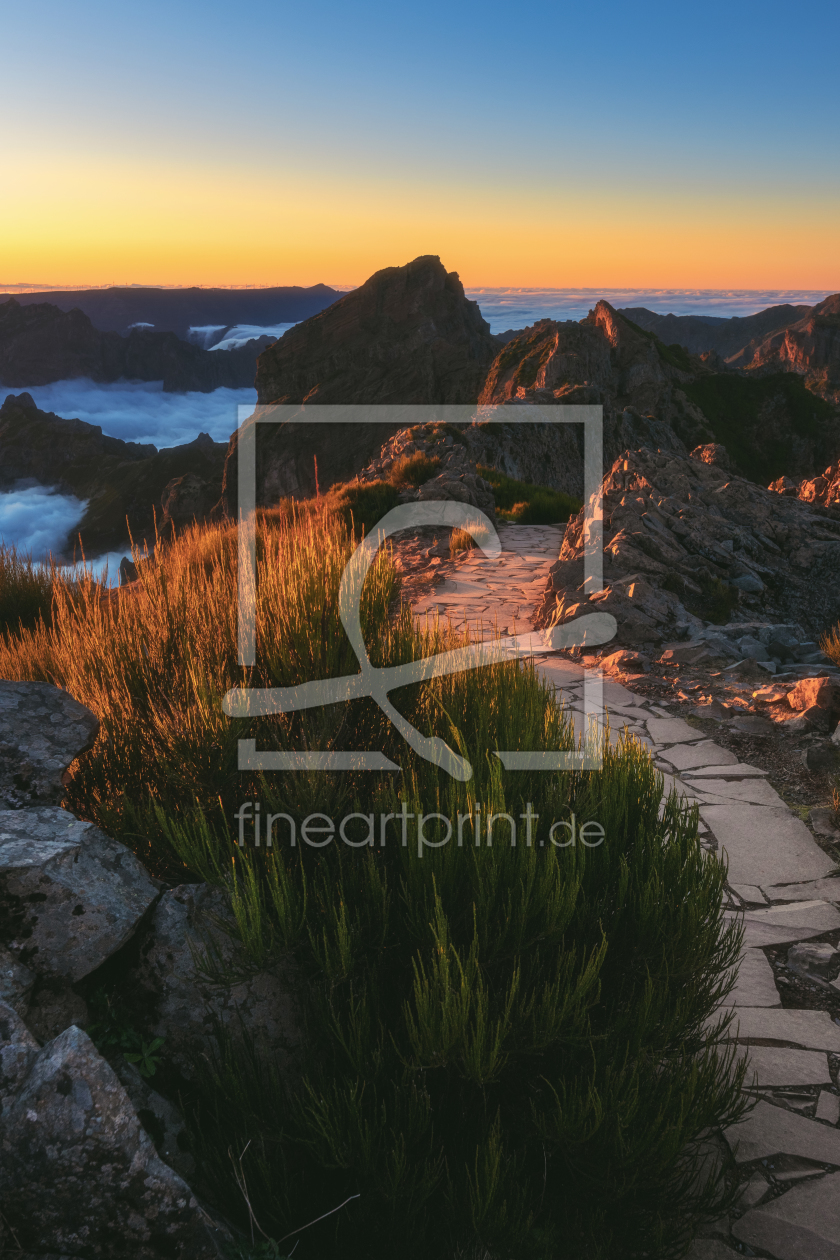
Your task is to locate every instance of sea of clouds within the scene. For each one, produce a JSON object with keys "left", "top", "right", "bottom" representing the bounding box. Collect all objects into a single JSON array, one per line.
[{"left": 1, "top": 287, "right": 833, "bottom": 566}]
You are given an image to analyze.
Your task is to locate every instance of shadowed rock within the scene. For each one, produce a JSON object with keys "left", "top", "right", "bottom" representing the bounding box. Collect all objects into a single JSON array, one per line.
[
  {"left": 0, "top": 1011, "right": 230, "bottom": 1258},
  {"left": 0, "top": 809, "right": 159, "bottom": 982},
  {"left": 0, "top": 680, "right": 99, "bottom": 810}
]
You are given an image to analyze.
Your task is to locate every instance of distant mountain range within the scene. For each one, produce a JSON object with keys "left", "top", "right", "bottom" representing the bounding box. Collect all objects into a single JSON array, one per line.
[
  {"left": 616, "top": 303, "right": 812, "bottom": 359},
  {"left": 0, "top": 284, "right": 341, "bottom": 341}
]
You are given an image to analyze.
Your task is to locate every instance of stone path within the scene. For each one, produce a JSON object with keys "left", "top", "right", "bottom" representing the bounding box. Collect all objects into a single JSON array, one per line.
[{"left": 410, "top": 522, "right": 840, "bottom": 1260}]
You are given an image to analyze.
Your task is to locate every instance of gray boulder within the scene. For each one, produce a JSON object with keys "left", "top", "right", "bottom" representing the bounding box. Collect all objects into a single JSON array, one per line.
[
  {"left": 0, "top": 808, "right": 159, "bottom": 982},
  {"left": 130, "top": 883, "right": 302, "bottom": 1080},
  {"left": 0, "top": 943, "right": 35, "bottom": 1015},
  {"left": 0, "top": 680, "right": 99, "bottom": 810},
  {"left": 0, "top": 1010, "right": 229, "bottom": 1258},
  {"left": 114, "top": 1056, "right": 196, "bottom": 1185}
]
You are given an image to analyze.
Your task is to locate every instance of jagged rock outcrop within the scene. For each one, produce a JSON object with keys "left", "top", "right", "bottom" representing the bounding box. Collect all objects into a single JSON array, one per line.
[
  {"left": 0, "top": 679, "right": 99, "bottom": 809},
  {"left": 355, "top": 422, "right": 496, "bottom": 517},
  {"left": 728, "top": 294, "right": 840, "bottom": 399},
  {"left": 218, "top": 256, "right": 499, "bottom": 512},
  {"left": 617, "top": 303, "right": 812, "bottom": 359},
  {"left": 0, "top": 393, "right": 228, "bottom": 553},
  {"left": 0, "top": 1006, "right": 230, "bottom": 1258},
  {"left": 770, "top": 459, "right": 840, "bottom": 509},
  {"left": 255, "top": 255, "right": 497, "bottom": 407},
  {"left": 128, "top": 883, "right": 303, "bottom": 1081},
  {"left": 539, "top": 446, "right": 840, "bottom": 645},
  {"left": 0, "top": 297, "right": 267, "bottom": 392}
]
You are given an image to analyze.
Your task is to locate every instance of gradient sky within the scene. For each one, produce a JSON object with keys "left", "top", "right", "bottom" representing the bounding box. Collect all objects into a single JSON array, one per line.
[{"left": 2, "top": 0, "right": 838, "bottom": 289}]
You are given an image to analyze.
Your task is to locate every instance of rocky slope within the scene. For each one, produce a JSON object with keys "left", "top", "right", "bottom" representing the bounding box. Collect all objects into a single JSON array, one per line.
[
  {"left": 728, "top": 294, "right": 840, "bottom": 400},
  {"left": 0, "top": 392, "right": 227, "bottom": 554},
  {"left": 617, "top": 302, "right": 812, "bottom": 359},
  {"left": 540, "top": 443, "right": 840, "bottom": 646},
  {"left": 0, "top": 297, "right": 271, "bottom": 392}
]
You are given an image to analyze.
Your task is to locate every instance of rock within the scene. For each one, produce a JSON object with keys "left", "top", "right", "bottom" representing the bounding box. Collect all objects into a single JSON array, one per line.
[
  {"left": 770, "top": 474, "right": 802, "bottom": 496},
  {"left": 726, "top": 1099, "right": 840, "bottom": 1164},
  {"left": 0, "top": 945, "right": 35, "bottom": 1015},
  {"left": 0, "top": 680, "right": 99, "bottom": 810},
  {"left": 119, "top": 556, "right": 139, "bottom": 585},
  {"left": 815, "top": 1090, "right": 840, "bottom": 1125},
  {"left": 810, "top": 807, "right": 839, "bottom": 837},
  {"left": 745, "top": 1045, "right": 832, "bottom": 1086},
  {"left": 737, "top": 635, "right": 770, "bottom": 660},
  {"left": 600, "top": 648, "right": 650, "bottom": 674},
  {"left": 129, "top": 884, "right": 302, "bottom": 1080},
  {"left": 0, "top": 1021, "right": 230, "bottom": 1258},
  {"left": 729, "top": 714, "right": 775, "bottom": 736},
  {"left": 787, "top": 941, "right": 839, "bottom": 981},
  {"left": 658, "top": 641, "right": 710, "bottom": 665},
  {"left": 0, "top": 808, "right": 159, "bottom": 982},
  {"left": 24, "top": 981, "right": 89, "bottom": 1043},
  {"left": 114, "top": 1057, "right": 196, "bottom": 1184},
  {"left": 690, "top": 442, "right": 731, "bottom": 470},
  {"left": 788, "top": 677, "right": 838, "bottom": 713},
  {"left": 414, "top": 469, "right": 495, "bottom": 516},
  {"left": 538, "top": 446, "right": 840, "bottom": 647},
  {"left": 0, "top": 295, "right": 263, "bottom": 392},
  {"left": 733, "top": 1169, "right": 840, "bottom": 1260},
  {"left": 731, "top": 292, "right": 840, "bottom": 400},
  {"left": 0, "top": 998, "right": 39, "bottom": 1113},
  {"left": 732, "top": 573, "right": 765, "bottom": 594},
  {"left": 802, "top": 742, "right": 839, "bottom": 772}
]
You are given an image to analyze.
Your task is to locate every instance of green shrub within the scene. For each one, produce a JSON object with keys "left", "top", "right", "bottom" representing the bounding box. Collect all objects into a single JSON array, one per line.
[
  {"left": 477, "top": 467, "right": 582, "bottom": 524},
  {"left": 0, "top": 545, "right": 58, "bottom": 634}
]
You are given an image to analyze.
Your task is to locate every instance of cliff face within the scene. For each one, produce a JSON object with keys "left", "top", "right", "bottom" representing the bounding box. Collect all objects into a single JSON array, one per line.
[
  {"left": 255, "top": 255, "right": 498, "bottom": 406},
  {"left": 729, "top": 294, "right": 840, "bottom": 399},
  {"left": 0, "top": 299, "right": 269, "bottom": 393}
]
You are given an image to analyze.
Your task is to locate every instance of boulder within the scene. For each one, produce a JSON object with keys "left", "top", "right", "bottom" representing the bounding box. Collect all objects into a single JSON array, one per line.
[
  {"left": 0, "top": 1015, "right": 230, "bottom": 1258},
  {"left": 129, "top": 883, "right": 302, "bottom": 1081},
  {"left": 600, "top": 648, "right": 650, "bottom": 674},
  {"left": 690, "top": 443, "right": 731, "bottom": 470},
  {"left": 0, "top": 680, "right": 99, "bottom": 810},
  {"left": 114, "top": 1056, "right": 196, "bottom": 1185},
  {"left": 0, "top": 808, "right": 159, "bottom": 982},
  {"left": 787, "top": 677, "right": 838, "bottom": 713}
]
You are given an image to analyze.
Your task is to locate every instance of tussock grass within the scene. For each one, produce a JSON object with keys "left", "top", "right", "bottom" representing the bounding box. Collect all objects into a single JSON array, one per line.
[
  {"left": 477, "top": 466, "right": 581, "bottom": 525},
  {"left": 0, "top": 546, "right": 61, "bottom": 634},
  {"left": 0, "top": 507, "right": 749, "bottom": 1258}
]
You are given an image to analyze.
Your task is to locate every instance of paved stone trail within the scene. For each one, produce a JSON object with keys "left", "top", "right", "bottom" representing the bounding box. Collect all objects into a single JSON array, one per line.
[{"left": 411, "top": 522, "right": 840, "bottom": 1260}]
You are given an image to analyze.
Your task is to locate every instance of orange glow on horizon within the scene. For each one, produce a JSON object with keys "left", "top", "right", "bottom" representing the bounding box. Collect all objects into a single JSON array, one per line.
[{"left": 2, "top": 148, "right": 838, "bottom": 293}]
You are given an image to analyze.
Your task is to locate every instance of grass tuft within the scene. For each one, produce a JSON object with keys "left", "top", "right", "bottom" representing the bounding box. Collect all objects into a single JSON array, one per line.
[{"left": 476, "top": 467, "right": 581, "bottom": 524}]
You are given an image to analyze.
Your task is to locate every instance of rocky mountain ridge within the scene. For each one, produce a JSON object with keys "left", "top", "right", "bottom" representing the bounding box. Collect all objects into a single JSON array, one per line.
[
  {"left": 0, "top": 392, "right": 228, "bottom": 554},
  {"left": 0, "top": 297, "right": 271, "bottom": 393},
  {"left": 0, "top": 282, "right": 340, "bottom": 340}
]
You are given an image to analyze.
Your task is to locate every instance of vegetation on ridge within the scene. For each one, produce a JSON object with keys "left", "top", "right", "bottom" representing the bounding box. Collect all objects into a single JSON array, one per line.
[{"left": 0, "top": 515, "right": 748, "bottom": 1258}]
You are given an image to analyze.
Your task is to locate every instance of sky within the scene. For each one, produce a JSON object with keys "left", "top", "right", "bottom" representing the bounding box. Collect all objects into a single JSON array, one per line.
[{"left": 1, "top": 0, "right": 839, "bottom": 290}]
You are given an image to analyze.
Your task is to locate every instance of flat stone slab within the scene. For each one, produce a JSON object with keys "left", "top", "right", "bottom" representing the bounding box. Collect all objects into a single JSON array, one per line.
[
  {"left": 646, "top": 717, "right": 705, "bottom": 745},
  {"left": 763, "top": 880, "right": 840, "bottom": 903},
  {"left": 685, "top": 1242, "right": 743, "bottom": 1260},
  {"left": 816, "top": 1091, "right": 840, "bottom": 1124},
  {"left": 728, "top": 1008, "right": 840, "bottom": 1052},
  {"left": 731, "top": 948, "right": 781, "bottom": 1007},
  {"left": 693, "top": 778, "right": 787, "bottom": 806},
  {"left": 745, "top": 901, "right": 840, "bottom": 930},
  {"left": 726, "top": 1100, "right": 840, "bottom": 1164},
  {"left": 684, "top": 763, "right": 769, "bottom": 777},
  {"left": 660, "top": 743, "right": 740, "bottom": 771},
  {"left": 745, "top": 1046, "right": 831, "bottom": 1086},
  {"left": 0, "top": 681, "right": 99, "bottom": 809},
  {"left": 700, "top": 805, "right": 836, "bottom": 886},
  {"left": 733, "top": 1169, "right": 840, "bottom": 1259}
]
